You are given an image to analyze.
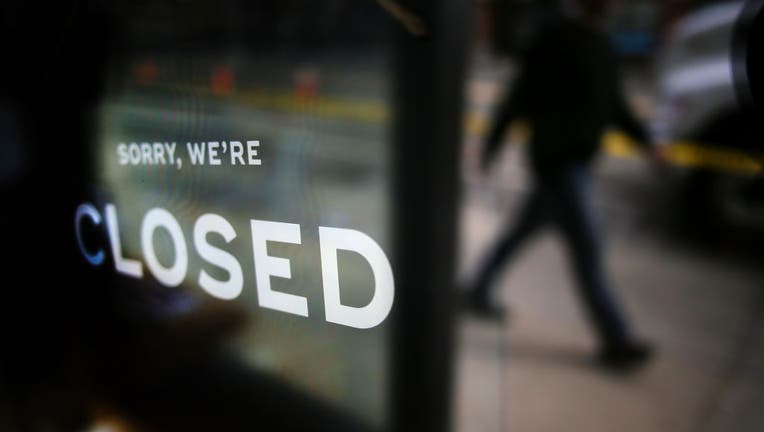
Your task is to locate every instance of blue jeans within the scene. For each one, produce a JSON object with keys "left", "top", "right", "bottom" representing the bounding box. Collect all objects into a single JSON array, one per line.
[{"left": 473, "top": 164, "right": 631, "bottom": 347}]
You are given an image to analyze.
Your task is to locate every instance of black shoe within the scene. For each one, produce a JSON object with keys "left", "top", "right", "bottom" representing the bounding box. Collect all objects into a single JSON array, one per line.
[
  {"left": 461, "top": 292, "right": 507, "bottom": 322},
  {"left": 597, "top": 340, "right": 655, "bottom": 372}
]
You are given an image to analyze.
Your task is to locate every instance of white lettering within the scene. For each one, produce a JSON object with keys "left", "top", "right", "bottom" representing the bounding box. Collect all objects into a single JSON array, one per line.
[
  {"left": 117, "top": 144, "right": 128, "bottom": 165},
  {"left": 141, "top": 208, "right": 188, "bottom": 287},
  {"left": 105, "top": 204, "right": 143, "bottom": 278},
  {"left": 230, "top": 141, "right": 244, "bottom": 165},
  {"left": 194, "top": 214, "right": 243, "bottom": 300},
  {"left": 247, "top": 140, "right": 261, "bottom": 166},
  {"left": 187, "top": 142, "right": 206, "bottom": 165},
  {"left": 319, "top": 227, "right": 394, "bottom": 329},
  {"left": 208, "top": 141, "right": 221, "bottom": 165},
  {"left": 250, "top": 220, "right": 308, "bottom": 317}
]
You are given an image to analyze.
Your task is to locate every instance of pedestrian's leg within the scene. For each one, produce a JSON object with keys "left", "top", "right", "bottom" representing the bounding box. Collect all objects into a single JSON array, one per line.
[
  {"left": 554, "top": 167, "right": 631, "bottom": 348},
  {"left": 471, "top": 187, "right": 548, "bottom": 303}
]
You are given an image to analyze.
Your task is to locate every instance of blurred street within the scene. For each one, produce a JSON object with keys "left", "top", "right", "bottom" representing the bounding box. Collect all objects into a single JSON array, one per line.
[{"left": 455, "top": 76, "right": 764, "bottom": 431}]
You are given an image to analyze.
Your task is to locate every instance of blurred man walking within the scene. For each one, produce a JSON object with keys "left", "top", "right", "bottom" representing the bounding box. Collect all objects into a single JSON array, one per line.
[{"left": 467, "top": 0, "right": 658, "bottom": 371}]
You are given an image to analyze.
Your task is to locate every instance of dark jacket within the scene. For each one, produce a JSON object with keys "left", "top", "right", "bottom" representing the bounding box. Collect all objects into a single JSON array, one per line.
[{"left": 485, "top": 18, "right": 650, "bottom": 170}]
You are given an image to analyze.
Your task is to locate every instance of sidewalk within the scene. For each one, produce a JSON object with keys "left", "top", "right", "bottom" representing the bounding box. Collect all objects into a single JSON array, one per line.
[{"left": 454, "top": 155, "right": 764, "bottom": 431}]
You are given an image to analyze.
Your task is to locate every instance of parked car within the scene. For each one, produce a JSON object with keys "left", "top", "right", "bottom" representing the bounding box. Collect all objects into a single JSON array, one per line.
[{"left": 654, "top": 1, "right": 764, "bottom": 233}]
